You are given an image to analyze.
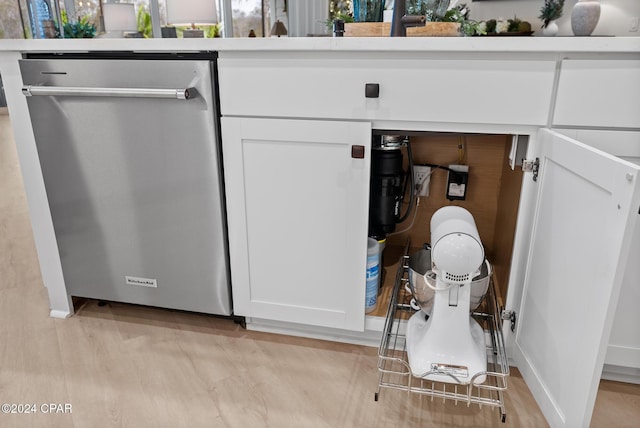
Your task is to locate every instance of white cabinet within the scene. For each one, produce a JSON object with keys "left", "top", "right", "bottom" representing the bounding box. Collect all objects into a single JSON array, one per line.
[
  {"left": 221, "top": 117, "right": 371, "bottom": 331},
  {"left": 218, "top": 51, "right": 640, "bottom": 427}
]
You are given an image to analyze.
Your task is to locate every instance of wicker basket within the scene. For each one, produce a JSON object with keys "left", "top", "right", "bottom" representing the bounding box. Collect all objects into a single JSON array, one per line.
[{"left": 344, "top": 22, "right": 461, "bottom": 37}]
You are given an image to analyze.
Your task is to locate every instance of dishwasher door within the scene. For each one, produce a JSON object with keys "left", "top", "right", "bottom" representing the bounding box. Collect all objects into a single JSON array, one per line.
[{"left": 20, "top": 57, "right": 231, "bottom": 315}]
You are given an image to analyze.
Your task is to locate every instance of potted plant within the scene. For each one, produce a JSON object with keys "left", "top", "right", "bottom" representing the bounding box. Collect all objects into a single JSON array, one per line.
[
  {"left": 205, "top": 24, "right": 222, "bottom": 38},
  {"left": 538, "top": 0, "right": 564, "bottom": 36},
  {"left": 55, "top": 10, "right": 97, "bottom": 38},
  {"left": 136, "top": 5, "right": 152, "bottom": 38}
]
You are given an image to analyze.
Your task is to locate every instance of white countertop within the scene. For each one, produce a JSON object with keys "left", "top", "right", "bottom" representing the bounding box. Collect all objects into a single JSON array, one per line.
[{"left": 0, "top": 36, "right": 639, "bottom": 54}]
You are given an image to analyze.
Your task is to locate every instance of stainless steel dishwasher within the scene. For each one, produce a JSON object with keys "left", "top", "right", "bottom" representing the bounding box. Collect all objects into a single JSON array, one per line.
[{"left": 20, "top": 53, "right": 232, "bottom": 315}]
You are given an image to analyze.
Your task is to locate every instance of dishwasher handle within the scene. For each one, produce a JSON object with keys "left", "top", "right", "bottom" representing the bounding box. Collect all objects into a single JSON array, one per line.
[{"left": 22, "top": 85, "right": 195, "bottom": 100}]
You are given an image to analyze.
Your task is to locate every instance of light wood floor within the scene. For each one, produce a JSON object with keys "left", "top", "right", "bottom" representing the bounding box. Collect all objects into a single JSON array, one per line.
[{"left": 1, "top": 112, "right": 639, "bottom": 427}]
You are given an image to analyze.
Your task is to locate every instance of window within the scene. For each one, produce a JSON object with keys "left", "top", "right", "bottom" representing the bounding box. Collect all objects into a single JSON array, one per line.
[
  {"left": 0, "top": 0, "right": 29, "bottom": 39},
  {"left": 8, "top": 0, "right": 284, "bottom": 38},
  {"left": 27, "top": 0, "right": 54, "bottom": 38},
  {"left": 71, "top": 0, "right": 99, "bottom": 22},
  {"left": 229, "top": 0, "right": 269, "bottom": 37}
]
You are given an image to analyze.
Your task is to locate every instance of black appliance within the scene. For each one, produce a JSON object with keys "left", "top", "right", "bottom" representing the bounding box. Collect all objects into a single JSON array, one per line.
[{"left": 368, "top": 135, "right": 415, "bottom": 239}]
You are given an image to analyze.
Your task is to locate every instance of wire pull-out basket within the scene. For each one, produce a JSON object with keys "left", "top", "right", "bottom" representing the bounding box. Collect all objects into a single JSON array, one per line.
[{"left": 375, "top": 244, "right": 510, "bottom": 423}]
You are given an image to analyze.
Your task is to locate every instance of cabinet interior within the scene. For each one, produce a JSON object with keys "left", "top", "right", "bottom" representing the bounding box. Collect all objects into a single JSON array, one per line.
[{"left": 369, "top": 132, "right": 523, "bottom": 317}]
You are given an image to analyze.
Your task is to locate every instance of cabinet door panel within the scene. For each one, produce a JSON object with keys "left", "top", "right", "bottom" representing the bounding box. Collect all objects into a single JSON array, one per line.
[
  {"left": 222, "top": 118, "right": 370, "bottom": 331},
  {"left": 515, "top": 129, "right": 640, "bottom": 427},
  {"left": 554, "top": 129, "right": 640, "bottom": 371}
]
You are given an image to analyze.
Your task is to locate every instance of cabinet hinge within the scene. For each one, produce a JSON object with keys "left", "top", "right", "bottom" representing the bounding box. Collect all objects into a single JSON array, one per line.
[
  {"left": 501, "top": 309, "right": 517, "bottom": 332},
  {"left": 522, "top": 158, "right": 540, "bottom": 182}
]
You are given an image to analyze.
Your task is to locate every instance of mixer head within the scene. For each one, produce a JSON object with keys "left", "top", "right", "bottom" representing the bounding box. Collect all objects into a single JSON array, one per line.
[{"left": 430, "top": 206, "right": 484, "bottom": 284}]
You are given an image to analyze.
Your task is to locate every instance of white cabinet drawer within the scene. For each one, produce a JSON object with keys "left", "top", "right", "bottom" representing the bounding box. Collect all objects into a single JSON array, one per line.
[
  {"left": 218, "top": 54, "right": 556, "bottom": 126},
  {"left": 554, "top": 60, "right": 640, "bottom": 129}
]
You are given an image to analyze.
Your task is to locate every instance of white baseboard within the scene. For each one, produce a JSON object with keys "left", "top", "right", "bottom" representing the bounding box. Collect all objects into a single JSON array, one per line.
[
  {"left": 50, "top": 309, "right": 72, "bottom": 319},
  {"left": 605, "top": 344, "right": 640, "bottom": 369},
  {"left": 602, "top": 364, "right": 640, "bottom": 385},
  {"left": 245, "top": 315, "right": 388, "bottom": 348}
]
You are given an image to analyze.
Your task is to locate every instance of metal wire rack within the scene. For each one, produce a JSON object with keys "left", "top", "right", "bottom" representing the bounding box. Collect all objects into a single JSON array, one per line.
[{"left": 375, "top": 244, "right": 510, "bottom": 423}]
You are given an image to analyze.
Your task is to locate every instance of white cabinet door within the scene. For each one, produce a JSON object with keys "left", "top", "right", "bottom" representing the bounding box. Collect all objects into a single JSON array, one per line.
[
  {"left": 515, "top": 129, "right": 640, "bottom": 427},
  {"left": 554, "top": 129, "right": 640, "bottom": 373},
  {"left": 222, "top": 117, "right": 371, "bottom": 331}
]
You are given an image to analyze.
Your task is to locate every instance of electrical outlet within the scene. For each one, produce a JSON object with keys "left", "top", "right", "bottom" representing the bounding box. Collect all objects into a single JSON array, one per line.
[
  {"left": 446, "top": 164, "right": 469, "bottom": 201},
  {"left": 413, "top": 165, "right": 432, "bottom": 197},
  {"left": 630, "top": 17, "right": 640, "bottom": 32}
]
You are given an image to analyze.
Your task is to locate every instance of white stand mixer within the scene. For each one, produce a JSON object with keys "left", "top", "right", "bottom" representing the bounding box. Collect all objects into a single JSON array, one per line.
[{"left": 406, "top": 206, "right": 487, "bottom": 384}]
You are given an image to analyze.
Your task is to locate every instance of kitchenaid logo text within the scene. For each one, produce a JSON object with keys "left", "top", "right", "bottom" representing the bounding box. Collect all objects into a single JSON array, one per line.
[{"left": 125, "top": 276, "right": 158, "bottom": 288}]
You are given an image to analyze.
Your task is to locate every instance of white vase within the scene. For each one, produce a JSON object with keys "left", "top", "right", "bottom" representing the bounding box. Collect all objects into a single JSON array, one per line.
[
  {"left": 542, "top": 20, "right": 559, "bottom": 37},
  {"left": 571, "top": 0, "right": 601, "bottom": 36}
]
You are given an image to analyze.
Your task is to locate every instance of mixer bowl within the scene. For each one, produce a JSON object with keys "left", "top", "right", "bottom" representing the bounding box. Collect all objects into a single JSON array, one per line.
[{"left": 407, "top": 248, "right": 491, "bottom": 315}]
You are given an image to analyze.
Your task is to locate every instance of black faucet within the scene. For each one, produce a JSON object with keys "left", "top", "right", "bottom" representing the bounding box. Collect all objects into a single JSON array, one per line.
[{"left": 390, "top": 0, "right": 427, "bottom": 37}]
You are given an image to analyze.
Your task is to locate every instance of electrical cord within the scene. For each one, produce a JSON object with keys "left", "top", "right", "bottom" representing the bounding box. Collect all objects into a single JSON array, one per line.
[
  {"left": 420, "top": 163, "right": 464, "bottom": 178},
  {"left": 387, "top": 197, "right": 420, "bottom": 237},
  {"left": 458, "top": 136, "right": 466, "bottom": 164},
  {"left": 422, "top": 270, "right": 456, "bottom": 291}
]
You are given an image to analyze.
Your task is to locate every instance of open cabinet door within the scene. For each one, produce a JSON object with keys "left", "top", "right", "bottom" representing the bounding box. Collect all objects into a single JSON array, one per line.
[{"left": 514, "top": 129, "right": 640, "bottom": 427}]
